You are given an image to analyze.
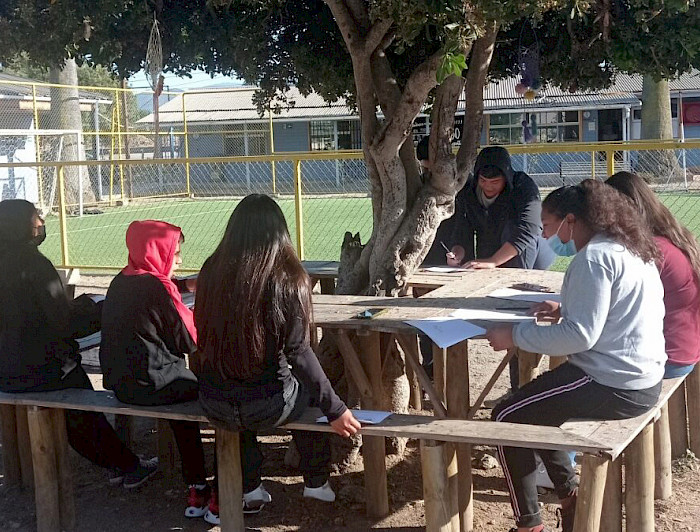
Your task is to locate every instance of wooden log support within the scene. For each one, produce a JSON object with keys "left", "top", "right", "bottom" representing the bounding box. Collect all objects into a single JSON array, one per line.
[
  {"left": 333, "top": 329, "right": 374, "bottom": 404},
  {"left": 216, "top": 429, "right": 245, "bottom": 532},
  {"left": 653, "top": 403, "right": 672, "bottom": 500},
  {"left": 420, "top": 440, "right": 454, "bottom": 532},
  {"left": 404, "top": 337, "right": 423, "bottom": 410},
  {"left": 114, "top": 414, "right": 134, "bottom": 447},
  {"left": 668, "top": 384, "right": 688, "bottom": 459},
  {"left": 688, "top": 365, "right": 700, "bottom": 456},
  {"left": 433, "top": 344, "right": 447, "bottom": 403},
  {"left": 319, "top": 278, "right": 335, "bottom": 295},
  {"left": 0, "top": 404, "right": 21, "bottom": 486},
  {"left": 157, "top": 419, "right": 178, "bottom": 478},
  {"left": 357, "top": 331, "right": 389, "bottom": 518},
  {"left": 599, "top": 457, "right": 622, "bottom": 532},
  {"left": 396, "top": 334, "right": 448, "bottom": 418},
  {"left": 16, "top": 405, "right": 34, "bottom": 488},
  {"left": 467, "top": 350, "right": 516, "bottom": 419},
  {"left": 27, "top": 406, "right": 60, "bottom": 532},
  {"left": 52, "top": 409, "right": 76, "bottom": 530},
  {"left": 625, "top": 423, "right": 655, "bottom": 532},
  {"left": 517, "top": 348, "right": 543, "bottom": 387},
  {"left": 446, "top": 341, "right": 472, "bottom": 532},
  {"left": 572, "top": 454, "right": 609, "bottom": 532},
  {"left": 548, "top": 356, "right": 567, "bottom": 371}
]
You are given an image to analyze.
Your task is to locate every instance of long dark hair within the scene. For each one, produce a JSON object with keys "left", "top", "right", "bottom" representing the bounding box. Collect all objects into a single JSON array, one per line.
[
  {"left": 542, "top": 179, "right": 659, "bottom": 263},
  {"left": 606, "top": 171, "right": 700, "bottom": 280},
  {"left": 194, "top": 194, "right": 312, "bottom": 380}
]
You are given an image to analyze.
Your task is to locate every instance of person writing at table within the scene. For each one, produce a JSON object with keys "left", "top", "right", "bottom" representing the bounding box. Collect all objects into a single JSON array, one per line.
[
  {"left": 485, "top": 181, "right": 666, "bottom": 532},
  {"left": 100, "top": 220, "right": 216, "bottom": 520},
  {"left": 0, "top": 200, "right": 157, "bottom": 488},
  {"left": 606, "top": 171, "right": 700, "bottom": 379},
  {"left": 195, "top": 194, "right": 360, "bottom": 519}
]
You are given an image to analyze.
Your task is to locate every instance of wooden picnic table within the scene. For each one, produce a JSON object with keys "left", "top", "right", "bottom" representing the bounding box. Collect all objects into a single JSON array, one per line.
[{"left": 309, "top": 267, "right": 565, "bottom": 529}]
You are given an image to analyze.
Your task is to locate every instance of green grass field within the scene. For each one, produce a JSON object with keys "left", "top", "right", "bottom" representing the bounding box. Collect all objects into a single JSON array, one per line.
[{"left": 40, "top": 192, "right": 700, "bottom": 272}]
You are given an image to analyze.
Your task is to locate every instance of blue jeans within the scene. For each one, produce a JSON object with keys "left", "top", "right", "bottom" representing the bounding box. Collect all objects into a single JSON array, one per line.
[{"left": 664, "top": 362, "right": 695, "bottom": 379}]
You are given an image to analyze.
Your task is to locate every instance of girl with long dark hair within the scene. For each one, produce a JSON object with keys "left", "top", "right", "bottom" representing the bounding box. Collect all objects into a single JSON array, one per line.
[
  {"left": 485, "top": 180, "right": 666, "bottom": 532},
  {"left": 195, "top": 194, "right": 359, "bottom": 524},
  {"left": 0, "top": 200, "right": 157, "bottom": 489},
  {"left": 606, "top": 171, "right": 700, "bottom": 378}
]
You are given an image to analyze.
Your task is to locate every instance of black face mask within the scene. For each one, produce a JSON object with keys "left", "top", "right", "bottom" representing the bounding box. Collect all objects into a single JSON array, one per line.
[{"left": 31, "top": 225, "right": 46, "bottom": 247}]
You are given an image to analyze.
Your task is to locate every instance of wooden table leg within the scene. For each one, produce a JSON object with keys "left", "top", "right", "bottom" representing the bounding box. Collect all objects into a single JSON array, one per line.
[
  {"left": 517, "top": 348, "right": 543, "bottom": 387},
  {"left": 669, "top": 383, "right": 688, "bottom": 458},
  {"left": 114, "top": 414, "right": 134, "bottom": 447},
  {"left": 432, "top": 344, "right": 447, "bottom": 403},
  {"left": 548, "top": 356, "right": 567, "bottom": 371},
  {"left": 654, "top": 403, "right": 672, "bottom": 500},
  {"left": 446, "top": 341, "right": 472, "bottom": 532},
  {"left": 420, "top": 440, "right": 453, "bottom": 532},
  {"left": 572, "top": 454, "right": 608, "bottom": 532},
  {"left": 27, "top": 406, "right": 60, "bottom": 532},
  {"left": 600, "top": 457, "right": 622, "bottom": 532},
  {"left": 0, "top": 404, "right": 21, "bottom": 486},
  {"left": 52, "top": 409, "right": 76, "bottom": 530},
  {"left": 16, "top": 405, "right": 34, "bottom": 488},
  {"left": 358, "top": 331, "right": 389, "bottom": 518},
  {"left": 216, "top": 429, "right": 245, "bottom": 532},
  {"left": 688, "top": 365, "right": 700, "bottom": 456},
  {"left": 625, "top": 423, "right": 655, "bottom": 532},
  {"left": 319, "top": 278, "right": 335, "bottom": 295},
  {"left": 404, "top": 350, "right": 422, "bottom": 411},
  {"left": 396, "top": 334, "right": 447, "bottom": 418},
  {"left": 157, "top": 419, "right": 178, "bottom": 479}
]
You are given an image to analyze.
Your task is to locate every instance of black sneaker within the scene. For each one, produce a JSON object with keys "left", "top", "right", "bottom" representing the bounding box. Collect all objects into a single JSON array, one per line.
[{"left": 123, "top": 457, "right": 159, "bottom": 489}]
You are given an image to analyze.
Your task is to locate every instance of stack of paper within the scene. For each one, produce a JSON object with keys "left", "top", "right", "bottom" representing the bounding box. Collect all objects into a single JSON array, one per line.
[
  {"left": 316, "top": 410, "right": 392, "bottom": 425},
  {"left": 421, "top": 266, "right": 473, "bottom": 273},
  {"left": 405, "top": 317, "right": 486, "bottom": 348},
  {"left": 487, "top": 288, "right": 561, "bottom": 304},
  {"left": 450, "top": 308, "right": 535, "bottom": 323}
]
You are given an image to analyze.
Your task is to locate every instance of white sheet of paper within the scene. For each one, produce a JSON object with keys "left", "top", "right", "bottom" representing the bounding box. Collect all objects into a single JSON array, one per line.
[
  {"left": 405, "top": 317, "right": 486, "bottom": 348},
  {"left": 89, "top": 294, "right": 105, "bottom": 303},
  {"left": 316, "top": 409, "right": 392, "bottom": 425},
  {"left": 487, "top": 288, "right": 561, "bottom": 304},
  {"left": 450, "top": 308, "right": 535, "bottom": 322},
  {"left": 422, "top": 266, "right": 473, "bottom": 273},
  {"left": 77, "top": 331, "right": 101, "bottom": 352}
]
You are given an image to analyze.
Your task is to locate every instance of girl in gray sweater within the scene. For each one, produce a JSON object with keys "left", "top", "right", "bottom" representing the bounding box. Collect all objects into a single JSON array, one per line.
[{"left": 485, "top": 180, "right": 666, "bottom": 532}]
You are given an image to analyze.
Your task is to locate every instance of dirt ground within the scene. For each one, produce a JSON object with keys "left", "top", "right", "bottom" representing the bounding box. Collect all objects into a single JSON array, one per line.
[{"left": 1, "top": 274, "right": 699, "bottom": 531}]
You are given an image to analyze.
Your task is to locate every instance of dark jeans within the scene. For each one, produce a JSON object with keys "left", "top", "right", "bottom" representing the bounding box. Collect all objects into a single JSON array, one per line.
[
  {"left": 200, "top": 376, "right": 331, "bottom": 491},
  {"left": 491, "top": 362, "right": 661, "bottom": 528},
  {"left": 114, "top": 378, "right": 207, "bottom": 485},
  {"left": 28, "top": 366, "right": 140, "bottom": 473}
]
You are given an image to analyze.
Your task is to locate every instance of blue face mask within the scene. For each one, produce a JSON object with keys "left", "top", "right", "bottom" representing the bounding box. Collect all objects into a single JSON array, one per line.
[{"left": 547, "top": 219, "right": 577, "bottom": 256}]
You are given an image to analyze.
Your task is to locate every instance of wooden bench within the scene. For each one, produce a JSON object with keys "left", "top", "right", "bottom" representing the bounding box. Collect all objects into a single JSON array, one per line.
[{"left": 0, "top": 387, "right": 608, "bottom": 532}]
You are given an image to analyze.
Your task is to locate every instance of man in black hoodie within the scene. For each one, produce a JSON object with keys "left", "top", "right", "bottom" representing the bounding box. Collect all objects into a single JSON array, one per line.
[{"left": 446, "top": 146, "right": 553, "bottom": 270}]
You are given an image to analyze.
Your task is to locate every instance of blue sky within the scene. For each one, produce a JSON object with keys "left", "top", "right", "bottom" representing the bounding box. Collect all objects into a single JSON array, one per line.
[{"left": 128, "top": 68, "right": 244, "bottom": 91}]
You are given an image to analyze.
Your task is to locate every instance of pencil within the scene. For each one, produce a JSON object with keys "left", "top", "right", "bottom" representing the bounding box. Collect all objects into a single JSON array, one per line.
[{"left": 440, "top": 241, "right": 452, "bottom": 254}]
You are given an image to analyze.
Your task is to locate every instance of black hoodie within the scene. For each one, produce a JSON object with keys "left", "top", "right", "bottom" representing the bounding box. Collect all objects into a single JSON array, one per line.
[{"left": 449, "top": 146, "right": 553, "bottom": 269}]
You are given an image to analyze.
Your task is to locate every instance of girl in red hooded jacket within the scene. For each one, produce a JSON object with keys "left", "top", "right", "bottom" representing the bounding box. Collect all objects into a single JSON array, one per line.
[{"left": 100, "top": 220, "right": 213, "bottom": 518}]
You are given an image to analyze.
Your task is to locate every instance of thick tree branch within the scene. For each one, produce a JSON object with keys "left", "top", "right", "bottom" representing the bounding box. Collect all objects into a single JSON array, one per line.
[
  {"left": 364, "top": 19, "right": 393, "bottom": 55},
  {"left": 324, "top": 0, "right": 363, "bottom": 52},
  {"left": 456, "top": 21, "right": 498, "bottom": 175}
]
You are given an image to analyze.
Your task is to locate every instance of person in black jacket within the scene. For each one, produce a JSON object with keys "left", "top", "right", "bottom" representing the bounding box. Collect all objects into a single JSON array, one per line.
[
  {"left": 446, "top": 147, "right": 554, "bottom": 399},
  {"left": 195, "top": 194, "right": 360, "bottom": 525},
  {"left": 100, "top": 220, "right": 213, "bottom": 519},
  {"left": 0, "top": 199, "right": 157, "bottom": 488}
]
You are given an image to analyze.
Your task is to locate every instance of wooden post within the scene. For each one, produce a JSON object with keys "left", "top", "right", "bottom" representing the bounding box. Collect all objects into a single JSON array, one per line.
[
  {"left": 517, "top": 348, "right": 543, "bottom": 387},
  {"left": 16, "top": 405, "right": 34, "bottom": 488},
  {"left": 396, "top": 334, "right": 447, "bottom": 418},
  {"left": 599, "top": 458, "right": 622, "bottom": 532},
  {"left": 446, "top": 341, "right": 472, "bottom": 532},
  {"left": 668, "top": 384, "right": 688, "bottom": 458},
  {"left": 548, "top": 356, "right": 567, "bottom": 371},
  {"left": 357, "top": 331, "right": 389, "bottom": 517},
  {"left": 405, "top": 351, "right": 423, "bottom": 411},
  {"left": 625, "top": 423, "right": 655, "bottom": 532},
  {"left": 0, "top": 404, "right": 21, "bottom": 486},
  {"left": 216, "top": 429, "right": 245, "bottom": 532},
  {"left": 157, "top": 419, "right": 178, "bottom": 479},
  {"left": 114, "top": 414, "right": 134, "bottom": 447},
  {"left": 572, "top": 454, "right": 608, "bottom": 532},
  {"left": 420, "top": 440, "right": 453, "bottom": 532},
  {"left": 653, "top": 403, "right": 672, "bottom": 500},
  {"left": 52, "top": 409, "right": 76, "bottom": 530},
  {"left": 687, "top": 365, "right": 700, "bottom": 456},
  {"left": 27, "top": 407, "right": 60, "bottom": 532},
  {"left": 432, "top": 344, "right": 447, "bottom": 402},
  {"left": 319, "top": 278, "right": 335, "bottom": 295}
]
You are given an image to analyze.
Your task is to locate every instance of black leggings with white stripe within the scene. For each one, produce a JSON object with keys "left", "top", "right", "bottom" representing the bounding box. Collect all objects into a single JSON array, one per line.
[{"left": 491, "top": 362, "right": 660, "bottom": 528}]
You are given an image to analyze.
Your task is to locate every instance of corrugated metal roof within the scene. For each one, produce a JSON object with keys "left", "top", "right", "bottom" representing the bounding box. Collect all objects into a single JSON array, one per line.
[
  {"left": 611, "top": 70, "right": 700, "bottom": 93},
  {"left": 0, "top": 73, "right": 112, "bottom": 102},
  {"left": 137, "top": 86, "right": 354, "bottom": 125}
]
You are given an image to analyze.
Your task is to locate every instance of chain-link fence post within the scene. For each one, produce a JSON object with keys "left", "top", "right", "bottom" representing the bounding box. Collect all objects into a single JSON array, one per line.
[
  {"left": 183, "top": 93, "right": 191, "bottom": 196},
  {"left": 293, "top": 159, "right": 304, "bottom": 259},
  {"left": 31, "top": 84, "right": 45, "bottom": 207},
  {"left": 269, "top": 109, "right": 277, "bottom": 195},
  {"left": 590, "top": 151, "right": 596, "bottom": 180},
  {"left": 56, "top": 164, "right": 70, "bottom": 267},
  {"left": 606, "top": 149, "right": 615, "bottom": 176}
]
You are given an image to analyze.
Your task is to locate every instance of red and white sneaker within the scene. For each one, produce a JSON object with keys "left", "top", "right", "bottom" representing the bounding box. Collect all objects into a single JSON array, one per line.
[
  {"left": 185, "top": 484, "right": 211, "bottom": 518},
  {"left": 203, "top": 487, "right": 220, "bottom": 525}
]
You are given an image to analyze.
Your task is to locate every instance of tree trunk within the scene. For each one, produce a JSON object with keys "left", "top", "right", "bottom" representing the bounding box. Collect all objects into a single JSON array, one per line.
[
  {"left": 49, "top": 58, "right": 96, "bottom": 209},
  {"left": 640, "top": 75, "right": 683, "bottom": 183}
]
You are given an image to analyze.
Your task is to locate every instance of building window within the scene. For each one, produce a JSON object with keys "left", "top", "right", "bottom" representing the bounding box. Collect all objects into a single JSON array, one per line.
[
  {"left": 223, "top": 123, "right": 269, "bottom": 156},
  {"left": 310, "top": 120, "right": 361, "bottom": 150},
  {"left": 489, "top": 111, "right": 579, "bottom": 144}
]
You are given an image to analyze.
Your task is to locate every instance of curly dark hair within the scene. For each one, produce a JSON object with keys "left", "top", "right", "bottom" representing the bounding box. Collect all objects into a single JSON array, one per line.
[{"left": 542, "top": 179, "right": 660, "bottom": 263}]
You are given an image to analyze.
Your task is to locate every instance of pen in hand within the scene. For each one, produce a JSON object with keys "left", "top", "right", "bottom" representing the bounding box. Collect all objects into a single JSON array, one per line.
[{"left": 440, "top": 241, "right": 456, "bottom": 259}]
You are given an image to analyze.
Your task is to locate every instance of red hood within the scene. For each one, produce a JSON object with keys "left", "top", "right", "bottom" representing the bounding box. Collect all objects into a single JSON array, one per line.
[{"left": 125, "top": 220, "right": 181, "bottom": 277}]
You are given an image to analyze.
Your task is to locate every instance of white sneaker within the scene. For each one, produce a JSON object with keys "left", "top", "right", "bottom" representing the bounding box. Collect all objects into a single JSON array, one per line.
[
  {"left": 303, "top": 481, "right": 336, "bottom": 502},
  {"left": 243, "top": 484, "right": 272, "bottom": 514}
]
